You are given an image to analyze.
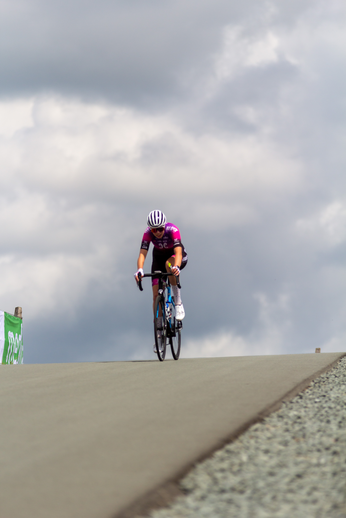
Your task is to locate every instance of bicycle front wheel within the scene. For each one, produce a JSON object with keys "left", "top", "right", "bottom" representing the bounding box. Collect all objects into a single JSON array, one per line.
[
  {"left": 154, "top": 295, "right": 166, "bottom": 361},
  {"left": 170, "top": 312, "right": 181, "bottom": 360}
]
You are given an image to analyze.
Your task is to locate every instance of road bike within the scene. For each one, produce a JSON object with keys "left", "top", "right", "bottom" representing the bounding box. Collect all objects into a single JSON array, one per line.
[{"left": 137, "top": 271, "right": 182, "bottom": 361}]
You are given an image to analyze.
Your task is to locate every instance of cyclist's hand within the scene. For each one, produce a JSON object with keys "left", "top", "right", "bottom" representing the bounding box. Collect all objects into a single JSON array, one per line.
[
  {"left": 170, "top": 265, "right": 180, "bottom": 277},
  {"left": 134, "top": 268, "right": 144, "bottom": 282}
]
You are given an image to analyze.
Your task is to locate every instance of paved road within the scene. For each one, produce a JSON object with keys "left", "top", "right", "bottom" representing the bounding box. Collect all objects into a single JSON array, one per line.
[{"left": 0, "top": 353, "right": 343, "bottom": 518}]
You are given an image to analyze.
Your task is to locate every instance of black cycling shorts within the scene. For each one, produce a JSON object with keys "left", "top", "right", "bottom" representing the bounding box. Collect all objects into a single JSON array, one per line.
[{"left": 151, "top": 246, "right": 188, "bottom": 285}]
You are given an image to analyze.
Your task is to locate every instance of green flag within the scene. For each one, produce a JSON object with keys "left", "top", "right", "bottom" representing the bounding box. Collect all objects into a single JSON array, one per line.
[{"left": 0, "top": 311, "right": 23, "bottom": 364}]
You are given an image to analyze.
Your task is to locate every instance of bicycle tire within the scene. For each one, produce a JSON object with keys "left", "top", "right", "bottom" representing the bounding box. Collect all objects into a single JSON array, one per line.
[
  {"left": 170, "top": 313, "right": 181, "bottom": 360},
  {"left": 154, "top": 295, "right": 166, "bottom": 361}
]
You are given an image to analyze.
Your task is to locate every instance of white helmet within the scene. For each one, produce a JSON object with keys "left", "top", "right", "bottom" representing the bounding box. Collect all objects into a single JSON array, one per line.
[{"left": 147, "top": 210, "right": 166, "bottom": 229}]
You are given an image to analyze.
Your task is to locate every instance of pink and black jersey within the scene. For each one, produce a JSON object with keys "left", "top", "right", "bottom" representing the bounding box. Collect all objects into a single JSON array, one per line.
[
  {"left": 141, "top": 223, "right": 188, "bottom": 284},
  {"left": 141, "top": 223, "right": 183, "bottom": 252}
]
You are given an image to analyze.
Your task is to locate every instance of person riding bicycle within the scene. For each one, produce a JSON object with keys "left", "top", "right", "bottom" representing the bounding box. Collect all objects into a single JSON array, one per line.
[{"left": 134, "top": 210, "right": 188, "bottom": 322}]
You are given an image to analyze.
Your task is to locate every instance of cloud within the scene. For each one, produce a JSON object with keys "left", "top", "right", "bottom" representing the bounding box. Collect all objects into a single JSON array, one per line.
[
  {"left": 1, "top": 95, "right": 305, "bottom": 208},
  {"left": 182, "top": 290, "right": 293, "bottom": 358},
  {"left": 2, "top": 0, "right": 336, "bottom": 108},
  {"left": 296, "top": 201, "right": 346, "bottom": 247}
]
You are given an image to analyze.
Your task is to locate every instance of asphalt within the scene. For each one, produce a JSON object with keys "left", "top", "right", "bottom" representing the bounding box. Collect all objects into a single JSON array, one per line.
[{"left": 0, "top": 353, "right": 344, "bottom": 518}]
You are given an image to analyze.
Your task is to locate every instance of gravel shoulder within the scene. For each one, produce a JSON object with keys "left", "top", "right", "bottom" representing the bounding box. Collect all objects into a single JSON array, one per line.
[{"left": 146, "top": 356, "right": 346, "bottom": 518}]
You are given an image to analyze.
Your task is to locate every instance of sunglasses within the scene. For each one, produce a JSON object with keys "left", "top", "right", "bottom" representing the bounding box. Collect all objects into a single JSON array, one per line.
[{"left": 151, "top": 227, "right": 165, "bottom": 233}]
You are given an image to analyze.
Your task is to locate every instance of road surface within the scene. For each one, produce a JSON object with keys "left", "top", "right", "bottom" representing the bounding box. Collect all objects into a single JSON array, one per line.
[{"left": 0, "top": 353, "right": 343, "bottom": 518}]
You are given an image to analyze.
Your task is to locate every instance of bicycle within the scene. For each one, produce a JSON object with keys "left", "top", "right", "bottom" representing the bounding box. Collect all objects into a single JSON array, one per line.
[{"left": 137, "top": 271, "right": 182, "bottom": 361}]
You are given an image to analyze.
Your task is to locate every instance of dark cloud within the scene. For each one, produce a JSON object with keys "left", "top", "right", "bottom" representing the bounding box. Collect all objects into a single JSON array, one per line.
[
  {"left": 0, "top": 0, "right": 315, "bottom": 107},
  {"left": 0, "top": 0, "right": 229, "bottom": 103},
  {"left": 193, "top": 60, "right": 299, "bottom": 135}
]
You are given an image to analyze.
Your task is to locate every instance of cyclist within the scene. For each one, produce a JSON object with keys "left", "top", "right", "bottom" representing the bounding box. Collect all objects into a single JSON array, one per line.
[{"left": 134, "top": 210, "right": 188, "bottom": 325}]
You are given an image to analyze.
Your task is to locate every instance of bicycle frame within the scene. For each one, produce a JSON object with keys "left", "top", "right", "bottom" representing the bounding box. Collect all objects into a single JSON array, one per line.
[
  {"left": 138, "top": 271, "right": 182, "bottom": 329},
  {"left": 146, "top": 274, "right": 177, "bottom": 333},
  {"left": 159, "top": 280, "right": 178, "bottom": 337}
]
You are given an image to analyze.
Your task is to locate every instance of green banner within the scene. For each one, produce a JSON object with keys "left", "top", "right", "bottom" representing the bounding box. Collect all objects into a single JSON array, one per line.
[{"left": 0, "top": 311, "right": 23, "bottom": 364}]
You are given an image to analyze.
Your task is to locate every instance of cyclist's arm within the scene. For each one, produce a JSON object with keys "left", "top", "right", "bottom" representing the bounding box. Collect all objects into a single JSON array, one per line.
[
  {"left": 173, "top": 245, "right": 183, "bottom": 268},
  {"left": 137, "top": 249, "right": 148, "bottom": 270}
]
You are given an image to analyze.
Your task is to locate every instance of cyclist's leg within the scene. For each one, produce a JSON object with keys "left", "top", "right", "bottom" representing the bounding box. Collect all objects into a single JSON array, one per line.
[
  {"left": 152, "top": 283, "right": 159, "bottom": 314},
  {"left": 151, "top": 251, "right": 168, "bottom": 355},
  {"left": 152, "top": 280, "right": 165, "bottom": 354},
  {"left": 165, "top": 250, "right": 188, "bottom": 320},
  {"left": 154, "top": 294, "right": 166, "bottom": 360},
  {"left": 165, "top": 249, "right": 187, "bottom": 284},
  {"left": 165, "top": 249, "right": 187, "bottom": 285},
  {"left": 151, "top": 250, "right": 166, "bottom": 315},
  {"left": 166, "top": 257, "right": 178, "bottom": 287}
]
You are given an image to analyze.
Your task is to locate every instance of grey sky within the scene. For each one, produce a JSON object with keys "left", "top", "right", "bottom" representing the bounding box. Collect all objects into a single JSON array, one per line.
[{"left": 0, "top": 0, "right": 345, "bottom": 362}]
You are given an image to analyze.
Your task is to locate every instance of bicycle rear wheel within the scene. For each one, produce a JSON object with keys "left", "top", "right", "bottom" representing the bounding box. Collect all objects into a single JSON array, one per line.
[
  {"left": 170, "top": 309, "right": 181, "bottom": 360},
  {"left": 154, "top": 295, "right": 167, "bottom": 361}
]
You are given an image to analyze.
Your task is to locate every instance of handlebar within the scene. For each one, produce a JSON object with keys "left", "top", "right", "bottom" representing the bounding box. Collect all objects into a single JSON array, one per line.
[{"left": 137, "top": 271, "right": 181, "bottom": 291}]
